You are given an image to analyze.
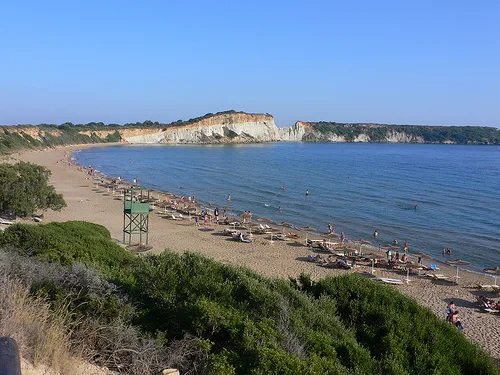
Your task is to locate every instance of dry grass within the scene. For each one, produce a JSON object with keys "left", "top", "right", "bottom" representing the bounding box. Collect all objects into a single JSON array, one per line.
[{"left": 0, "top": 274, "right": 79, "bottom": 374}]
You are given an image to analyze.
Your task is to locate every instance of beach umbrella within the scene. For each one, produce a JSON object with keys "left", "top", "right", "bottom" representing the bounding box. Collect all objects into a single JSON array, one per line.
[
  {"left": 447, "top": 259, "right": 471, "bottom": 266},
  {"left": 321, "top": 232, "right": 339, "bottom": 239},
  {"left": 412, "top": 252, "right": 432, "bottom": 259},
  {"left": 364, "top": 252, "right": 385, "bottom": 275},
  {"left": 483, "top": 267, "right": 500, "bottom": 286},
  {"left": 483, "top": 266, "right": 500, "bottom": 275},
  {"left": 257, "top": 217, "right": 273, "bottom": 223},
  {"left": 299, "top": 226, "right": 316, "bottom": 242},
  {"left": 447, "top": 260, "right": 470, "bottom": 282}
]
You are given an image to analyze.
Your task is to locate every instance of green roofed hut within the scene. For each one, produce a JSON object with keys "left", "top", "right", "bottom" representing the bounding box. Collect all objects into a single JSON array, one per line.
[{"left": 123, "top": 187, "right": 150, "bottom": 245}]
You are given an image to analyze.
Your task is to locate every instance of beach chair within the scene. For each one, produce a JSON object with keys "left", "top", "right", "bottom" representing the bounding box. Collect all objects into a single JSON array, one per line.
[
  {"left": 0, "top": 218, "right": 15, "bottom": 225},
  {"left": 476, "top": 284, "right": 493, "bottom": 290},
  {"left": 274, "top": 233, "right": 289, "bottom": 241},
  {"left": 170, "top": 214, "right": 180, "bottom": 220},
  {"left": 378, "top": 278, "right": 404, "bottom": 285}
]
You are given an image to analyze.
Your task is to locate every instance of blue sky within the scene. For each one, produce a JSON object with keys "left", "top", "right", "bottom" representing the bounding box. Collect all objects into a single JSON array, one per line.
[{"left": 1, "top": 1, "right": 499, "bottom": 127}]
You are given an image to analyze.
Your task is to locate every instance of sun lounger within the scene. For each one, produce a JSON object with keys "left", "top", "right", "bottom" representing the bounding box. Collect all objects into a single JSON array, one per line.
[
  {"left": 239, "top": 234, "right": 254, "bottom": 243},
  {"left": 379, "top": 278, "right": 404, "bottom": 285},
  {"left": 484, "top": 308, "right": 500, "bottom": 313},
  {"left": 273, "top": 234, "right": 289, "bottom": 241},
  {"left": 0, "top": 218, "right": 15, "bottom": 225},
  {"left": 170, "top": 214, "right": 181, "bottom": 220},
  {"left": 430, "top": 274, "right": 450, "bottom": 280},
  {"left": 477, "top": 284, "right": 493, "bottom": 290},
  {"left": 224, "top": 228, "right": 238, "bottom": 236}
]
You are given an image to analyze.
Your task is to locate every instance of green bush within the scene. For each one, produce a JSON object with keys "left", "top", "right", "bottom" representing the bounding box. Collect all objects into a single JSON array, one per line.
[
  {"left": 0, "top": 221, "right": 135, "bottom": 281},
  {"left": 1, "top": 220, "right": 497, "bottom": 374},
  {"left": 0, "top": 162, "right": 66, "bottom": 217}
]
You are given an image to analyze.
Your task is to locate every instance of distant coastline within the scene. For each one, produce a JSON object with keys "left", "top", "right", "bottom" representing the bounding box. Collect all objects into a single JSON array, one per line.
[{"left": 1, "top": 110, "right": 499, "bottom": 154}]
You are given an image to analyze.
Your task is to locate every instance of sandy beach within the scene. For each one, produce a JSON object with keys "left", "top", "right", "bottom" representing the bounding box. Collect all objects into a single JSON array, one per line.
[{"left": 9, "top": 144, "right": 500, "bottom": 362}]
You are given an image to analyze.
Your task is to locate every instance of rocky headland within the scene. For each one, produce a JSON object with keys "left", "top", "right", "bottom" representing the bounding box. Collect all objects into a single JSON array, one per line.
[{"left": 1, "top": 110, "right": 499, "bottom": 151}]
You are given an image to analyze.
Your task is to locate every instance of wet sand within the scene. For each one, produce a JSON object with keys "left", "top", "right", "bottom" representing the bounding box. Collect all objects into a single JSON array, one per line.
[{"left": 11, "top": 144, "right": 500, "bottom": 361}]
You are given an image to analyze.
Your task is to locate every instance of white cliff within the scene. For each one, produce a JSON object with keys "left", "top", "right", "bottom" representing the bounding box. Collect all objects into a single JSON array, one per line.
[{"left": 124, "top": 113, "right": 280, "bottom": 144}]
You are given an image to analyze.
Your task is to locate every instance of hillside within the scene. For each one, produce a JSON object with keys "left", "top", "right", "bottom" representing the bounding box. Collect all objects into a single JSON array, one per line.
[{"left": 1, "top": 111, "right": 499, "bottom": 153}]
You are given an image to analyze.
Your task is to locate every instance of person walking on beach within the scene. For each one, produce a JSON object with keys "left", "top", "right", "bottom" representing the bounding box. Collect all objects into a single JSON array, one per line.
[
  {"left": 340, "top": 232, "right": 345, "bottom": 245},
  {"left": 404, "top": 239, "right": 409, "bottom": 253},
  {"left": 328, "top": 223, "right": 333, "bottom": 233}
]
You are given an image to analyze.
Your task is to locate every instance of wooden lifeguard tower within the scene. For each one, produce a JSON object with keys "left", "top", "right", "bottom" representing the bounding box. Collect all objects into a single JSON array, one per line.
[{"left": 123, "top": 187, "right": 150, "bottom": 245}]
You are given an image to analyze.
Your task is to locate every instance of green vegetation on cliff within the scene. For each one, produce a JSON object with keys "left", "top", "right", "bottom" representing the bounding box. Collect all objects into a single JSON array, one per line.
[
  {"left": 1, "top": 111, "right": 499, "bottom": 154},
  {"left": 309, "top": 122, "right": 500, "bottom": 144},
  {"left": 0, "top": 110, "right": 253, "bottom": 153},
  {"left": 0, "top": 221, "right": 497, "bottom": 374}
]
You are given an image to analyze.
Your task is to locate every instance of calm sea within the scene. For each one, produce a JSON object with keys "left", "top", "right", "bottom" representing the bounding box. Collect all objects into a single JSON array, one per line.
[{"left": 75, "top": 143, "right": 500, "bottom": 271}]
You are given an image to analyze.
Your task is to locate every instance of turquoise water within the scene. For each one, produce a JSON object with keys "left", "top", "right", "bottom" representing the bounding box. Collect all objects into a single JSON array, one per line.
[{"left": 75, "top": 143, "right": 500, "bottom": 271}]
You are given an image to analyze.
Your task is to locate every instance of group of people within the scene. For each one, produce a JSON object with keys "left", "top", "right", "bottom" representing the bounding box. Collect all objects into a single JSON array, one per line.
[
  {"left": 477, "top": 295, "right": 500, "bottom": 310},
  {"left": 445, "top": 301, "right": 463, "bottom": 330},
  {"left": 242, "top": 210, "right": 253, "bottom": 223},
  {"left": 385, "top": 250, "right": 409, "bottom": 263}
]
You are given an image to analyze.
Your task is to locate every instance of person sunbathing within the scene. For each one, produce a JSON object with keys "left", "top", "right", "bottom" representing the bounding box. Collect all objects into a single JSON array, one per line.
[
  {"left": 450, "top": 311, "right": 463, "bottom": 331},
  {"left": 307, "top": 254, "right": 322, "bottom": 263},
  {"left": 240, "top": 233, "right": 253, "bottom": 243}
]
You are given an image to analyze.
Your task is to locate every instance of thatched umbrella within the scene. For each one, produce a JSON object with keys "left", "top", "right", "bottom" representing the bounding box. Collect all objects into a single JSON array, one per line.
[
  {"left": 484, "top": 266, "right": 500, "bottom": 286},
  {"left": 298, "top": 226, "right": 316, "bottom": 242},
  {"left": 321, "top": 232, "right": 339, "bottom": 238},
  {"left": 483, "top": 266, "right": 500, "bottom": 275},
  {"left": 364, "top": 252, "right": 386, "bottom": 275},
  {"left": 257, "top": 217, "right": 273, "bottom": 223},
  {"left": 447, "top": 259, "right": 471, "bottom": 281},
  {"left": 412, "top": 252, "right": 432, "bottom": 259},
  {"left": 411, "top": 252, "right": 432, "bottom": 264}
]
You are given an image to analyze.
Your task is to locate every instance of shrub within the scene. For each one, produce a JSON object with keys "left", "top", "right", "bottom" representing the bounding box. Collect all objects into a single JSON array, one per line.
[
  {"left": 0, "top": 221, "right": 136, "bottom": 280},
  {"left": 0, "top": 162, "right": 66, "bottom": 217}
]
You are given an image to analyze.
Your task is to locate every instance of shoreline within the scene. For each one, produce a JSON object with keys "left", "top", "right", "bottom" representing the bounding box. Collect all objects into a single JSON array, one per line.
[{"left": 9, "top": 144, "right": 500, "bottom": 361}]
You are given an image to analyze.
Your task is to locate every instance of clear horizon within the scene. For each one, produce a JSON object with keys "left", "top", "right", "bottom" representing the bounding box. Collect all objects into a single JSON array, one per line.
[{"left": 1, "top": 1, "right": 499, "bottom": 127}]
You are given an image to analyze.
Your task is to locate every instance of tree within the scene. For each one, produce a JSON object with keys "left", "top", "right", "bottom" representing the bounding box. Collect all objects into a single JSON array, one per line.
[{"left": 0, "top": 162, "right": 66, "bottom": 217}]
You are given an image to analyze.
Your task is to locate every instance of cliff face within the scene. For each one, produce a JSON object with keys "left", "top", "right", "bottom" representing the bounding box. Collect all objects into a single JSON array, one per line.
[
  {"left": 1, "top": 126, "right": 62, "bottom": 140},
  {"left": 123, "top": 113, "right": 280, "bottom": 144},
  {"left": 2, "top": 113, "right": 496, "bottom": 152}
]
